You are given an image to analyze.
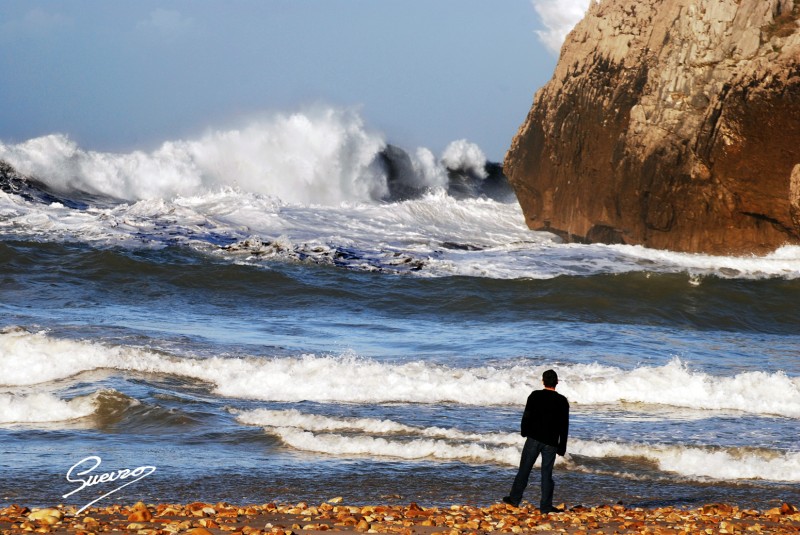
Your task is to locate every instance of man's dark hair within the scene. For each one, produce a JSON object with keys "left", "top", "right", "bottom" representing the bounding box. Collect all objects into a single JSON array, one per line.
[{"left": 542, "top": 369, "right": 558, "bottom": 388}]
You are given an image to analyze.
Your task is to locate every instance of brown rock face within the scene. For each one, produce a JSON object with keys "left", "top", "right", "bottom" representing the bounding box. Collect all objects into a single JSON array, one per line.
[{"left": 505, "top": 0, "right": 800, "bottom": 254}]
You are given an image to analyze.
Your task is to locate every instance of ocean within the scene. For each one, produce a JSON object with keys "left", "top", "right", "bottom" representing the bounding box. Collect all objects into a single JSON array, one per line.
[{"left": 1, "top": 108, "right": 798, "bottom": 512}]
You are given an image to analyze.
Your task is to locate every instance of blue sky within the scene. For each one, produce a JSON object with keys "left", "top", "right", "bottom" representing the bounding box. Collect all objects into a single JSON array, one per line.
[{"left": 0, "top": 1, "right": 588, "bottom": 161}]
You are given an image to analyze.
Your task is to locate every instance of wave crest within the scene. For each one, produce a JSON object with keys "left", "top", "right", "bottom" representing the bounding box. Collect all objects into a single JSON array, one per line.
[
  {"left": 2, "top": 329, "right": 798, "bottom": 418},
  {"left": 0, "top": 109, "right": 386, "bottom": 204},
  {"left": 234, "top": 408, "right": 800, "bottom": 482},
  {"left": 0, "top": 107, "right": 507, "bottom": 206},
  {"left": 0, "top": 391, "right": 96, "bottom": 425}
]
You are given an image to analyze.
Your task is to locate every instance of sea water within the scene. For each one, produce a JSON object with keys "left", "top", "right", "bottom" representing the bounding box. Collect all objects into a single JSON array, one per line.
[{"left": 0, "top": 108, "right": 798, "bottom": 510}]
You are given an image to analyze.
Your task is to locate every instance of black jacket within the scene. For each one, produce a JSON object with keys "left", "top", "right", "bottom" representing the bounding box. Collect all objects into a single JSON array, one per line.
[{"left": 520, "top": 388, "right": 569, "bottom": 455}]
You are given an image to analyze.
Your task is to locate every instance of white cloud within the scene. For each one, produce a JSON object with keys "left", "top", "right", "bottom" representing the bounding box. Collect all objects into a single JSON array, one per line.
[
  {"left": 1, "top": 8, "right": 72, "bottom": 37},
  {"left": 137, "top": 8, "right": 194, "bottom": 39},
  {"left": 531, "top": 0, "right": 593, "bottom": 54}
]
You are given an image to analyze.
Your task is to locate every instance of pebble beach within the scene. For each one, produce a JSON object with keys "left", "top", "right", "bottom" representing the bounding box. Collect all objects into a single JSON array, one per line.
[{"left": 3, "top": 500, "right": 800, "bottom": 535}]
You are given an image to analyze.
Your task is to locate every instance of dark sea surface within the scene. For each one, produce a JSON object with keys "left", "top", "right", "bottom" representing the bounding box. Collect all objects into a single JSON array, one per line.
[{"left": 1, "top": 113, "right": 798, "bottom": 511}]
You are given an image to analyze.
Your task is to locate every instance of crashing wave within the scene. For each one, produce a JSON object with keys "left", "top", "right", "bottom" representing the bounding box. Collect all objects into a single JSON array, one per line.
[
  {"left": 2, "top": 329, "right": 798, "bottom": 418},
  {"left": 233, "top": 408, "right": 800, "bottom": 482},
  {"left": 0, "top": 108, "right": 511, "bottom": 207}
]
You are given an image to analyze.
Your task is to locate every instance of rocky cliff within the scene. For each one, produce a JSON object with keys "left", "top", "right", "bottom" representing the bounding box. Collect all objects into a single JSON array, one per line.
[{"left": 505, "top": 0, "right": 800, "bottom": 254}]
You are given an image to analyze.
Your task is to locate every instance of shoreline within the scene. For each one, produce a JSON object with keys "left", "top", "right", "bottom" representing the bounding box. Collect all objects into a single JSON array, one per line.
[{"left": 2, "top": 500, "right": 798, "bottom": 535}]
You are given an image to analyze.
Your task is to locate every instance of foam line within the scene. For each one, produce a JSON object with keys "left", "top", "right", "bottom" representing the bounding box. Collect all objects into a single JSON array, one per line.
[
  {"left": 268, "top": 426, "right": 522, "bottom": 466},
  {"left": 235, "top": 408, "right": 800, "bottom": 482},
  {"left": 0, "top": 391, "right": 97, "bottom": 425},
  {"left": 234, "top": 408, "right": 518, "bottom": 445},
  {"left": 570, "top": 438, "right": 800, "bottom": 482},
  {"left": 2, "top": 329, "right": 798, "bottom": 417}
]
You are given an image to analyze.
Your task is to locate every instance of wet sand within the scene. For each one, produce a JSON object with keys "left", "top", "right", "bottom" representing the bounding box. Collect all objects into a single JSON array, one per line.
[{"left": 3, "top": 500, "right": 799, "bottom": 534}]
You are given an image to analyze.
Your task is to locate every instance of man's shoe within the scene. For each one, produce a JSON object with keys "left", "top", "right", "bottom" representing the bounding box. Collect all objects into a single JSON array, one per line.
[
  {"left": 502, "top": 496, "right": 519, "bottom": 507},
  {"left": 540, "top": 506, "right": 564, "bottom": 514}
]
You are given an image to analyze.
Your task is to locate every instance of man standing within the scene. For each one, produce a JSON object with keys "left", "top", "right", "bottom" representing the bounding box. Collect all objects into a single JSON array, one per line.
[{"left": 503, "top": 369, "right": 569, "bottom": 513}]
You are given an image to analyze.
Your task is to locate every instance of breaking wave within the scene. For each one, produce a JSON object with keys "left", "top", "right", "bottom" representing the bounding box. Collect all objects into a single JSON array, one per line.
[
  {"left": 0, "top": 107, "right": 506, "bottom": 206},
  {"left": 2, "top": 107, "right": 800, "bottom": 279},
  {"left": 0, "top": 391, "right": 97, "bottom": 425},
  {"left": 2, "top": 329, "right": 798, "bottom": 418},
  {"left": 234, "top": 408, "right": 800, "bottom": 482},
  {"left": 0, "top": 388, "right": 140, "bottom": 427}
]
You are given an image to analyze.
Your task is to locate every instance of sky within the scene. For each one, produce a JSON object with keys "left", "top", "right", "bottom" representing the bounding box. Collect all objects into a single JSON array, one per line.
[{"left": 0, "top": 1, "right": 589, "bottom": 161}]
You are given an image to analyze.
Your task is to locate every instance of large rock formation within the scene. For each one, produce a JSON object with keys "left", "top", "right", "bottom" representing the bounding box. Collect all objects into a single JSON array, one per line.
[{"left": 505, "top": 0, "right": 800, "bottom": 254}]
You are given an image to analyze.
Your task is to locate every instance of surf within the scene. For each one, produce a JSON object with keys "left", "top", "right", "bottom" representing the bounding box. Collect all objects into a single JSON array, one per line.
[
  {"left": 2, "top": 329, "right": 798, "bottom": 418},
  {"left": 3, "top": 107, "right": 800, "bottom": 280},
  {"left": 233, "top": 408, "right": 800, "bottom": 483}
]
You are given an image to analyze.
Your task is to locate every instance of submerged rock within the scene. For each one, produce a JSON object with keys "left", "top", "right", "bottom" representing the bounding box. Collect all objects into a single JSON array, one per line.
[
  {"left": 446, "top": 161, "right": 515, "bottom": 202},
  {"left": 377, "top": 144, "right": 514, "bottom": 202},
  {"left": 378, "top": 144, "right": 427, "bottom": 201},
  {"left": 505, "top": 0, "right": 800, "bottom": 254},
  {"left": 0, "top": 159, "right": 117, "bottom": 209}
]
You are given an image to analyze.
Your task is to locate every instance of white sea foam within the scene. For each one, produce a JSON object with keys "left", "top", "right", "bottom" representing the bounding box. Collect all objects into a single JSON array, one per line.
[
  {"left": 267, "top": 426, "right": 523, "bottom": 466},
  {"left": 3, "top": 180, "right": 800, "bottom": 279},
  {"left": 234, "top": 408, "right": 514, "bottom": 445},
  {"left": 571, "top": 438, "right": 800, "bottom": 482},
  {"left": 2, "top": 330, "right": 798, "bottom": 418},
  {"left": 235, "top": 408, "right": 522, "bottom": 465},
  {"left": 559, "top": 359, "right": 800, "bottom": 418},
  {"left": 0, "top": 108, "right": 479, "bottom": 206},
  {"left": 0, "top": 391, "right": 97, "bottom": 425},
  {"left": 0, "top": 108, "right": 389, "bottom": 204},
  {"left": 441, "top": 139, "right": 487, "bottom": 178},
  {"left": 235, "top": 408, "right": 800, "bottom": 482},
  {"left": 607, "top": 243, "right": 800, "bottom": 281}
]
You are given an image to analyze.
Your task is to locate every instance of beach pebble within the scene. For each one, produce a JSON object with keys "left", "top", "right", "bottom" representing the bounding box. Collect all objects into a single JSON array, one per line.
[
  {"left": 197, "top": 518, "right": 220, "bottom": 528},
  {"left": 28, "top": 509, "right": 62, "bottom": 524},
  {"left": 127, "top": 508, "right": 153, "bottom": 522},
  {"left": 161, "top": 506, "right": 183, "bottom": 516}
]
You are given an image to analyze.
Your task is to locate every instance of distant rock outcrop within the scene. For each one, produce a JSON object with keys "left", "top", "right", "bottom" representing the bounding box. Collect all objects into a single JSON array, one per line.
[
  {"left": 0, "top": 159, "right": 114, "bottom": 209},
  {"left": 377, "top": 146, "right": 514, "bottom": 202},
  {"left": 504, "top": 0, "right": 800, "bottom": 254}
]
